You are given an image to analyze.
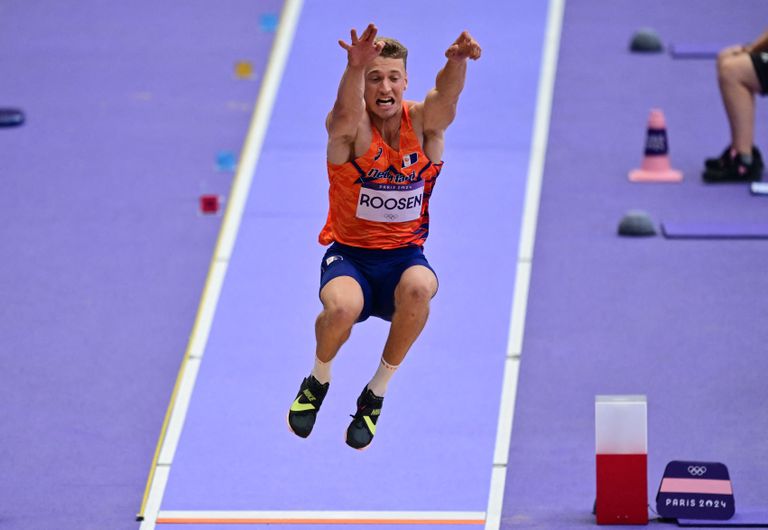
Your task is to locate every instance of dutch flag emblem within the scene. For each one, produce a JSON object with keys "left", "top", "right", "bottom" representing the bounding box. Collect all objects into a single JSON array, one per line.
[{"left": 402, "top": 153, "right": 418, "bottom": 168}]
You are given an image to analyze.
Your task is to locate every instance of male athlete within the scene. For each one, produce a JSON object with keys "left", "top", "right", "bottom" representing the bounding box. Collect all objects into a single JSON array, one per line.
[{"left": 288, "top": 24, "right": 481, "bottom": 449}]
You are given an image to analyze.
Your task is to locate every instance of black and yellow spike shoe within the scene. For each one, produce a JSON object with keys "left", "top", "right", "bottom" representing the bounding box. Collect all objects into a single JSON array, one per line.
[
  {"left": 287, "top": 375, "right": 329, "bottom": 438},
  {"left": 345, "top": 386, "right": 384, "bottom": 450}
]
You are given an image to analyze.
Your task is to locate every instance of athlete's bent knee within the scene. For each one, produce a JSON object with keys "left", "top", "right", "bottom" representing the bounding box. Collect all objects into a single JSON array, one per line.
[
  {"left": 322, "top": 300, "right": 361, "bottom": 327},
  {"left": 408, "top": 283, "right": 433, "bottom": 302},
  {"left": 320, "top": 276, "right": 364, "bottom": 323},
  {"left": 396, "top": 281, "right": 434, "bottom": 309}
]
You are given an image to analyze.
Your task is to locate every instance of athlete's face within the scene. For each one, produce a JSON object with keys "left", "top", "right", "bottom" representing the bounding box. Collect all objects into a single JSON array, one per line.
[{"left": 364, "top": 57, "right": 407, "bottom": 121}]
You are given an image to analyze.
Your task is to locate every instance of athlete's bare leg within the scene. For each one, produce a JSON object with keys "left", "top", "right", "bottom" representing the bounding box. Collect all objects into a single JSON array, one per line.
[
  {"left": 316, "top": 276, "right": 364, "bottom": 363},
  {"left": 381, "top": 265, "right": 438, "bottom": 366},
  {"left": 717, "top": 50, "right": 761, "bottom": 154}
]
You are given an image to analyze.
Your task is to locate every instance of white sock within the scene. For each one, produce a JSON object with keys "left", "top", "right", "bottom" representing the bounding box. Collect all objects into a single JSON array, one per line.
[
  {"left": 311, "top": 356, "right": 332, "bottom": 385},
  {"left": 367, "top": 357, "right": 399, "bottom": 397}
]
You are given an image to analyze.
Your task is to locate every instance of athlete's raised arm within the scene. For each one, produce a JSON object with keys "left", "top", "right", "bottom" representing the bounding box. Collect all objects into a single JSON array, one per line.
[
  {"left": 418, "top": 31, "right": 481, "bottom": 161},
  {"left": 326, "top": 24, "right": 383, "bottom": 162}
]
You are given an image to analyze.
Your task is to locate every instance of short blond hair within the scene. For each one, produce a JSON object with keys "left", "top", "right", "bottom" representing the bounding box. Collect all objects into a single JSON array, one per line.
[{"left": 375, "top": 37, "right": 408, "bottom": 69}]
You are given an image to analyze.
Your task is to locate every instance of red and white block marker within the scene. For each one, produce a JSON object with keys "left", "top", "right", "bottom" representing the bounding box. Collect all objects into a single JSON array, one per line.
[{"left": 595, "top": 395, "right": 649, "bottom": 525}]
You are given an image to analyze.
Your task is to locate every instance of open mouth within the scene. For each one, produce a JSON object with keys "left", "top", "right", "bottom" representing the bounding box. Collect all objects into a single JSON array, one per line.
[{"left": 376, "top": 98, "right": 395, "bottom": 107}]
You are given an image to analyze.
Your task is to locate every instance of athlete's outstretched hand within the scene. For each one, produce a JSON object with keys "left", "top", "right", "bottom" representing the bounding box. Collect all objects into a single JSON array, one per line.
[
  {"left": 445, "top": 31, "right": 482, "bottom": 62},
  {"left": 338, "top": 23, "right": 385, "bottom": 67}
]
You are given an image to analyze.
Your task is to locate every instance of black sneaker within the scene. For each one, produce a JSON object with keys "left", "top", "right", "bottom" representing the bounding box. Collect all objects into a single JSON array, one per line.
[
  {"left": 287, "top": 375, "right": 329, "bottom": 438},
  {"left": 703, "top": 152, "right": 763, "bottom": 182},
  {"left": 705, "top": 145, "right": 763, "bottom": 170},
  {"left": 345, "top": 386, "right": 384, "bottom": 450}
]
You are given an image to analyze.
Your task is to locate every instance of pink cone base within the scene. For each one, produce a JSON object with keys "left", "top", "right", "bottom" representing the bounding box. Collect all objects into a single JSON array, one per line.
[{"left": 629, "top": 168, "right": 683, "bottom": 182}]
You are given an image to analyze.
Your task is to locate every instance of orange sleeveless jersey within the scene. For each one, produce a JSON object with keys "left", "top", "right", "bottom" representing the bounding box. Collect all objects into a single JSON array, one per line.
[{"left": 319, "top": 101, "right": 443, "bottom": 250}]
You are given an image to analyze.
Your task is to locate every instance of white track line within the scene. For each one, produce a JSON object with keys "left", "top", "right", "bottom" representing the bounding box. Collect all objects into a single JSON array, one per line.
[
  {"left": 516, "top": 0, "right": 564, "bottom": 265},
  {"left": 158, "top": 357, "right": 201, "bottom": 465},
  {"left": 485, "top": 0, "right": 564, "bottom": 529},
  {"left": 156, "top": 510, "right": 485, "bottom": 525},
  {"left": 137, "top": 2, "right": 303, "bottom": 528}
]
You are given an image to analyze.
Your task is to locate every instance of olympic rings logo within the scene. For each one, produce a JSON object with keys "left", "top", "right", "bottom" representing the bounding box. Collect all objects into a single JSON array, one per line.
[
  {"left": 687, "top": 465, "right": 707, "bottom": 476},
  {"left": 384, "top": 214, "right": 397, "bottom": 220}
]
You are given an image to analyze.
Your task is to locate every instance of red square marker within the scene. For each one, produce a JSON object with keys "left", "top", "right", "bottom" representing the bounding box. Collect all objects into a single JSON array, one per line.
[
  {"left": 596, "top": 454, "right": 648, "bottom": 524},
  {"left": 199, "top": 194, "right": 221, "bottom": 214}
]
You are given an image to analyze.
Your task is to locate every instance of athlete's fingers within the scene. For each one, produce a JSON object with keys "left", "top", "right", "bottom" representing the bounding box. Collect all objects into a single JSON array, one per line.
[
  {"left": 365, "top": 24, "right": 378, "bottom": 42},
  {"left": 350, "top": 28, "right": 359, "bottom": 44},
  {"left": 454, "top": 31, "right": 469, "bottom": 47},
  {"left": 455, "top": 30, "right": 481, "bottom": 60},
  {"left": 339, "top": 39, "right": 351, "bottom": 51},
  {"left": 445, "top": 39, "right": 481, "bottom": 61},
  {"left": 360, "top": 22, "right": 376, "bottom": 41}
]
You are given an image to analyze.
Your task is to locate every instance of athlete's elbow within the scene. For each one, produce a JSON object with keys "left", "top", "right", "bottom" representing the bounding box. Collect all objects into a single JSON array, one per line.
[
  {"left": 422, "top": 128, "right": 447, "bottom": 143},
  {"left": 327, "top": 114, "right": 360, "bottom": 141},
  {"left": 423, "top": 115, "right": 455, "bottom": 136},
  {"left": 327, "top": 129, "right": 356, "bottom": 145},
  {"left": 329, "top": 105, "right": 362, "bottom": 129}
]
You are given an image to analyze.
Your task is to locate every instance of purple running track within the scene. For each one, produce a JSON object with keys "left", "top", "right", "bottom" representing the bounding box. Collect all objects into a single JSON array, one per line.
[
  {"left": 158, "top": 0, "right": 547, "bottom": 522},
  {"left": 7, "top": 1, "right": 765, "bottom": 529},
  {"left": 0, "top": 2, "right": 280, "bottom": 529},
  {"left": 500, "top": 1, "right": 768, "bottom": 528}
]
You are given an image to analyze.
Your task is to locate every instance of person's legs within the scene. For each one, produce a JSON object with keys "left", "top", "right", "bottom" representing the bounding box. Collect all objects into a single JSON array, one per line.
[
  {"left": 381, "top": 265, "right": 438, "bottom": 366},
  {"left": 346, "top": 264, "right": 437, "bottom": 450},
  {"left": 315, "top": 276, "right": 364, "bottom": 365},
  {"left": 366, "top": 264, "right": 438, "bottom": 395},
  {"left": 288, "top": 248, "right": 370, "bottom": 439},
  {"left": 717, "top": 50, "right": 761, "bottom": 155},
  {"left": 703, "top": 50, "right": 764, "bottom": 182}
]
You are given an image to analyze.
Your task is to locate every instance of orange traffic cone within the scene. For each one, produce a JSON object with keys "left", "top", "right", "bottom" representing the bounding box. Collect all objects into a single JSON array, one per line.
[{"left": 629, "top": 109, "right": 683, "bottom": 182}]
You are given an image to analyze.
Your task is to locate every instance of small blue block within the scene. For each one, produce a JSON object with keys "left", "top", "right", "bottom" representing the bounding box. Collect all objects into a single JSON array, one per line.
[
  {"left": 216, "top": 151, "right": 237, "bottom": 172},
  {"left": 0, "top": 108, "right": 24, "bottom": 127},
  {"left": 259, "top": 13, "right": 279, "bottom": 33}
]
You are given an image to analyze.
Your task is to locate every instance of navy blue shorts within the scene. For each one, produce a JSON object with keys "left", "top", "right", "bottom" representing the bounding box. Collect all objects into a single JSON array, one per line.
[{"left": 319, "top": 242, "right": 437, "bottom": 322}]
